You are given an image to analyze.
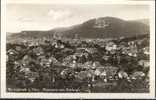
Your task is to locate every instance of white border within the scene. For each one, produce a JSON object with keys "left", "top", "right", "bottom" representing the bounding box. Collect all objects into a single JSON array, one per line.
[
  {"left": 6, "top": 0, "right": 154, "bottom": 4},
  {"left": 1, "top": 0, "right": 155, "bottom": 99}
]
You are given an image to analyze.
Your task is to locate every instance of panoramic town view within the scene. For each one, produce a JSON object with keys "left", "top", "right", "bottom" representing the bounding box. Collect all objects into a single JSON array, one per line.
[{"left": 6, "top": 4, "right": 150, "bottom": 93}]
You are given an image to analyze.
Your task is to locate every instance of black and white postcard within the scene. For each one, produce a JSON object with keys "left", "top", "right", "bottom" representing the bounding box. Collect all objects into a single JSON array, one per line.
[{"left": 1, "top": 0, "right": 155, "bottom": 99}]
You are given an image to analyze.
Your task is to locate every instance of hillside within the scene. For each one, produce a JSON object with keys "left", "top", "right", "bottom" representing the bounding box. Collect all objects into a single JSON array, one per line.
[{"left": 8, "top": 17, "right": 150, "bottom": 40}]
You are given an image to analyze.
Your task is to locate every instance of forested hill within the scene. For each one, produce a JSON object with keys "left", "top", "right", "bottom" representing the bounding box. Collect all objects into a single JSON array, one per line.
[{"left": 8, "top": 17, "right": 149, "bottom": 40}]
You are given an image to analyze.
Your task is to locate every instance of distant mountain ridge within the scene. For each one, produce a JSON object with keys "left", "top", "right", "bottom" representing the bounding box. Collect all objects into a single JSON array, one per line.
[{"left": 9, "top": 17, "right": 150, "bottom": 40}]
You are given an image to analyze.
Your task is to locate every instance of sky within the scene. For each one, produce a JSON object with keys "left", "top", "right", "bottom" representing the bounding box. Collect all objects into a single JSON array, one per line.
[{"left": 6, "top": 3, "right": 150, "bottom": 33}]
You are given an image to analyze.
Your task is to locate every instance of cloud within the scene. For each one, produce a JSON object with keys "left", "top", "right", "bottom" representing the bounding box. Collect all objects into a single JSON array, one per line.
[{"left": 47, "top": 9, "right": 72, "bottom": 21}]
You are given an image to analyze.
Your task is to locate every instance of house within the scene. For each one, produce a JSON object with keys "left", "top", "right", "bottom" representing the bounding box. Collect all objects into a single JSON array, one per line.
[
  {"left": 62, "top": 55, "right": 74, "bottom": 65},
  {"left": 138, "top": 60, "right": 149, "bottom": 68},
  {"left": 103, "top": 66, "right": 118, "bottom": 78},
  {"left": 127, "top": 48, "right": 138, "bottom": 57},
  {"left": 27, "top": 72, "right": 39, "bottom": 83},
  {"left": 130, "top": 71, "right": 145, "bottom": 80},
  {"left": 76, "top": 71, "right": 89, "bottom": 80},
  {"left": 19, "top": 67, "right": 30, "bottom": 73},
  {"left": 83, "top": 61, "right": 93, "bottom": 69},
  {"left": 102, "top": 55, "right": 110, "bottom": 61},
  {"left": 110, "top": 50, "right": 116, "bottom": 55},
  {"left": 94, "top": 68, "right": 102, "bottom": 76},
  {"left": 128, "top": 41, "right": 135, "bottom": 46},
  {"left": 100, "top": 71, "right": 107, "bottom": 82},
  {"left": 39, "top": 57, "right": 51, "bottom": 68},
  {"left": 15, "top": 46, "right": 22, "bottom": 52},
  {"left": 60, "top": 69, "right": 72, "bottom": 79},
  {"left": 32, "top": 46, "right": 44, "bottom": 56},
  {"left": 92, "top": 61, "right": 101, "bottom": 68},
  {"left": 22, "top": 55, "right": 33, "bottom": 65},
  {"left": 85, "top": 48, "right": 98, "bottom": 54},
  {"left": 49, "top": 56, "right": 59, "bottom": 65},
  {"left": 105, "top": 42, "right": 117, "bottom": 51},
  {"left": 61, "top": 48, "right": 74, "bottom": 54},
  {"left": 69, "top": 60, "right": 77, "bottom": 68},
  {"left": 128, "top": 52, "right": 137, "bottom": 57},
  {"left": 75, "top": 48, "right": 86, "bottom": 53},
  {"left": 118, "top": 70, "right": 128, "bottom": 79},
  {"left": 7, "top": 49, "right": 18, "bottom": 55},
  {"left": 143, "top": 47, "right": 149, "bottom": 55},
  {"left": 121, "top": 48, "right": 129, "bottom": 55},
  {"left": 94, "top": 66, "right": 118, "bottom": 80}
]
